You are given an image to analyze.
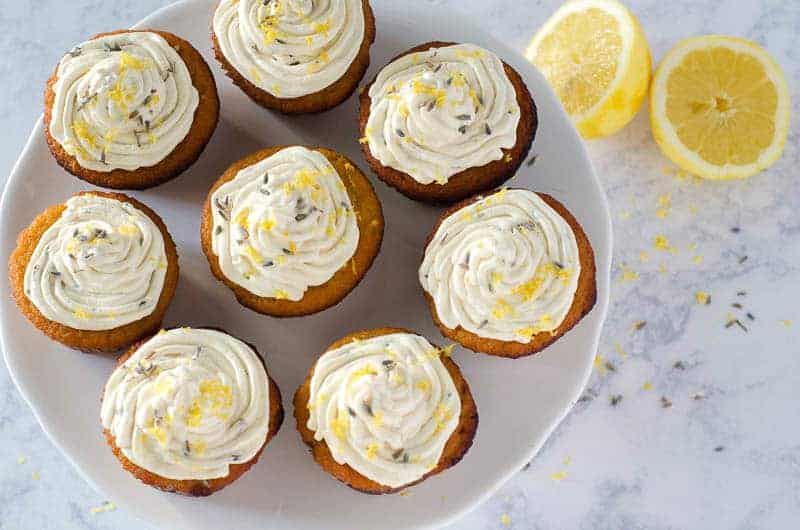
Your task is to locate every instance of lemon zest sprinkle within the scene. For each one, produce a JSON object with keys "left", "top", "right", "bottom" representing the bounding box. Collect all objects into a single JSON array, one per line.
[
  {"left": 513, "top": 276, "right": 544, "bottom": 301},
  {"left": 274, "top": 289, "right": 289, "bottom": 300},
  {"left": 491, "top": 298, "right": 514, "bottom": 320},
  {"left": 234, "top": 207, "right": 251, "bottom": 228},
  {"left": 244, "top": 245, "right": 264, "bottom": 265},
  {"left": 313, "top": 19, "right": 331, "bottom": 35},
  {"left": 259, "top": 218, "right": 275, "bottom": 232},
  {"left": 456, "top": 48, "right": 484, "bottom": 59},
  {"left": 119, "top": 51, "right": 145, "bottom": 71},
  {"left": 593, "top": 354, "right": 606, "bottom": 374},
  {"left": 72, "top": 120, "right": 97, "bottom": 149},
  {"left": 89, "top": 502, "right": 116, "bottom": 515},
  {"left": 331, "top": 415, "right": 349, "bottom": 440},
  {"left": 619, "top": 264, "right": 639, "bottom": 282},
  {"left": 411, "top": 80, "right": 446, "bottom": 107}
]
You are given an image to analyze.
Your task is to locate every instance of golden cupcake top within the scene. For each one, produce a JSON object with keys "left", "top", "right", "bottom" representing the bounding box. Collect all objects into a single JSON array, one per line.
[
  {"left": 23, "top": 194, "right": 168, "bottom": 330},
  {"left": 101, "top": 327, "right": 271, "bottom": 480},
  {"left": 48, "top": 31, "right": 199, "bottom": 172},
  {"left": 364, "top": 43, "right": 521, "bottom": 185},
  {"left": 419, "top": 189, "right": 581, "bottom": 342},
  {"left": 305, "top": 332, "right": 461, "bottom": 488},
  {"left": 213, "top": 0, "right": 365, "bottom": 98},
  {"left": 210, "top": 146, "right": 359, "bottom": 301}
]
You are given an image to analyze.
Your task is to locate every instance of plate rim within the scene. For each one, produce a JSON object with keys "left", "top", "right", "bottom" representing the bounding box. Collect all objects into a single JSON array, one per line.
[{"left": 0, "top": 1, "right": 613, "bottom": 528}]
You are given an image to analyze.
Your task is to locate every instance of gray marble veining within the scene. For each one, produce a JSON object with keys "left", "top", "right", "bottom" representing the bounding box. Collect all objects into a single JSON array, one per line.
[{"left": 1, "top": 1, "right": 798, "bottom": 529}]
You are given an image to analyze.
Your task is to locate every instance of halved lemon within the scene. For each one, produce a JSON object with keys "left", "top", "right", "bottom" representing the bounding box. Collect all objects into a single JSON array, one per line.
[
  {"left": 526, "top": 0, "right": 652, "bottom": 139},
  {"left": 650, "top": 35, "right": 790, "bottom": 180}
]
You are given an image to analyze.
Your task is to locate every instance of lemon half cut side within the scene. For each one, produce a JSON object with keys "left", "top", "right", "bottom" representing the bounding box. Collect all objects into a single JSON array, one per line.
[{"left": 650, "top": 35, "right": 790, "bottom": 180}]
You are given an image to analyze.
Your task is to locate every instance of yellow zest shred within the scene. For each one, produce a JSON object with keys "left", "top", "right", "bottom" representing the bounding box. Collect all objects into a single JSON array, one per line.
[
  {"left": 619, "top": 264, "right": 639, "bottom": 282},
  {"left": 330, "top": 415, "right": 349, "bottom": 440},
  {"left": 491, "top": 298, "right": 514, "bottom": 319},
  {"left": 653, "top": 234, "right": 677, "bottom": 253},
  {"left": 89, "top": 502, "right": 116, "bottom": 515},
  {"left": 274, "top": 288, "right": 289, "bottom": 300}
]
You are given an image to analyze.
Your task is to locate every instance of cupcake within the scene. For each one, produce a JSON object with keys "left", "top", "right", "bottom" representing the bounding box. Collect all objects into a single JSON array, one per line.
[
  {"left": 359, "top": 41, "right": 537, "bottom": 203},
  {"left": 45, "top": 30, "right": 219, "bottom": 189},
  {"left": 212, "top": 0, "right": 375, "bottom": 114},
  {"left": 294, "top": 327, "right": 478, "bottom": 494},
  {"left": 201, "top": 145, "right": 383, "bottom": 317},
  {"left": 101, "top": 327, "right": 283, "bottom": 496},
  {"left": 8, "top": 192, "right": 179, "bottom": 353},
  {"left": 419, "top": 188, "right": 596, "bottom": 358}
]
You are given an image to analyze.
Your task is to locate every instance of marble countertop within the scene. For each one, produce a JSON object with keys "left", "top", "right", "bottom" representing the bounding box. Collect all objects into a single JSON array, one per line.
[{"left": 1, "top": 0, "right": 798, "bottom": 528}]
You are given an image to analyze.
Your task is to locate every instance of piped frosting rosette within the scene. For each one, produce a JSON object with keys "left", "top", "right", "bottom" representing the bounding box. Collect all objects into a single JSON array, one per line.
[
  {"left": 210, "top": 146, "right": 359, "bottom": 301},
  {"left": 23, "top": 194, "right": 167, "bottom": 331},
  {"left": 364, "top": 43, "right": 521, "bottom": 185},
  {"left": 306, "top": 332, "right": 461, "bottom": 488},
  {"left": 419, "top": 189, "right": 581, "bottom": 343},
  {"left": 101, "top": 328, "right": 270, "bottom": 480},
  {"left": 49, "top": 31, "right": 199, "bottom": 172},
  {"left": 213, "top": 0, "right": 365, "bottom": 98}
]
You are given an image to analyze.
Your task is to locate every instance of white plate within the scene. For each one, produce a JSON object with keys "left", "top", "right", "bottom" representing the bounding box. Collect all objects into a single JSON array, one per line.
[{"left": 0, "top": 1, "right": 611, "bottom": 528}]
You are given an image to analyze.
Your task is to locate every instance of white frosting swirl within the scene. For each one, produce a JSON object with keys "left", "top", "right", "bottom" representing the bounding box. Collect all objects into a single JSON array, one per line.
[
  {"left": 365, "top": 43, "right": 521, "bottom": 185},
  {"left": 213, "top": 0, "right": 365, "bottom": 98},
  {"left": 419, "top": 189, "right": 581, "bottom": 343},
  {"left": 210, "top": 146, "right": 358, "bottom": 301},
  {"left": 23, "top": 194, "right": 168, "bottom": 331},
  {"left": 49, "top": 31, "right": 199, "bottom": 172},
  {"left": 306, "top": 332, "right": 461, "bottom": 488},
  {"left": 101, "top": 328, "right": 271, "bottom": 481}
]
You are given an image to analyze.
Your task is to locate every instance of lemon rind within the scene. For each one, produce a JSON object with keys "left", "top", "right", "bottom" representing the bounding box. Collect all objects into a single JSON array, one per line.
[{"left": 526, "top": 0, "right": 649, "bottom": 137}]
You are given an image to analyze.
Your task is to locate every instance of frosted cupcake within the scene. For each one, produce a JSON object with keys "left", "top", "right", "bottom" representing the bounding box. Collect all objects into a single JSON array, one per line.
[
  {"left": 201, "top": 145, "right": 383, "bottom": 316},
  {"left": 44, "top": 30, "right": 219, "bottom": 189},
  {"left": 212, "top": 0, "right": 376, "bottom": 113},
  {"left": 419, "top": 188, "right": 596, "bottom": 358},
  {"left": 8, "top": 192, "right": 179, "bottom": 353},
  {"left": 359, "top": 41, "right": 537, "bottom": 203},
  {"left": 294, "top": 327, "right": 478, "bottom": 494},
  {"left": 101, "top": 327, "right": 283, "bottom": 496}
]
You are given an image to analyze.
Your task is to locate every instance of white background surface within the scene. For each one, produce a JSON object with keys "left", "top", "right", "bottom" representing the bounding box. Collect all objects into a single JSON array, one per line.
[{"left": 1, "top": 1, "right": 798, "bottom": 529}]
